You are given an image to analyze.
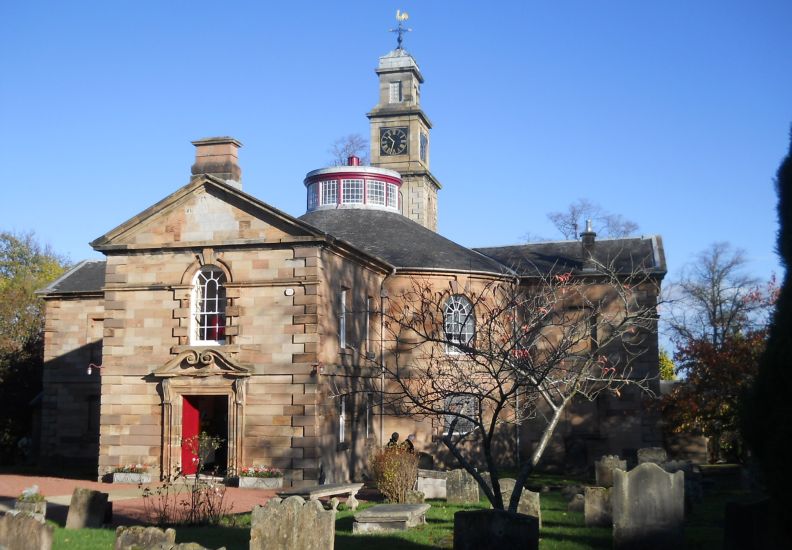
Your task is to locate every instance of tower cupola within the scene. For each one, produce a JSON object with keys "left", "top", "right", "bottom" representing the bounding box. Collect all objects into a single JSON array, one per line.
[{"left": 304, "top": 156, "right": 403, "bottom": 214}]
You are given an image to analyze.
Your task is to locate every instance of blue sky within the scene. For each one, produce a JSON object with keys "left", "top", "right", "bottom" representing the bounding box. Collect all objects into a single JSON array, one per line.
[{"left": 2, "top": 0, "right": 790, "bottom": 290}]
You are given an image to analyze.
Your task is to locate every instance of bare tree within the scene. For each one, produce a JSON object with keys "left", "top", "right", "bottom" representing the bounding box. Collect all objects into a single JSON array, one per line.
[
  {"left": 665, "top": 242, "right": 772, "bottom": 348},
  {"left": 328, "top": 133, "right": 370, "bottom": 166},
  {"left": 380, "top": 260, "right": 660, "bottom": 512},
  {"left": 547, "top": 199, "right": 639, "bottom": 240}
]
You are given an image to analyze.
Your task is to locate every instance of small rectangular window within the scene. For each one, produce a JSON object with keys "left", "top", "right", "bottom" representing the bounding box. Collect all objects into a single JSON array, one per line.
[
  {"left": 321, "top": 180, "right": 338, "bottom": 205},
  {"left": 386, "top": 183, "right": 398, "bottom": 208},
  {"left": 339, "top": 395, "right": 347, "bottom": 443},
  {"left": 389, "top": 81, "right": 402, "bottom": 103},
  {"left": 365, "top": 297, "right": 372, "bottom": 353},
  {"left": 342, "top": 179, "right": 364, "bottom": 204},
  {"left": 307, "top": 182, "right": 319, "bottom": 210},
  {"left": 339, "top": 290, "right": 347, "bottom": 349},
  {"left": 367, "top": 180, "right": 385, "bottom": 205}
]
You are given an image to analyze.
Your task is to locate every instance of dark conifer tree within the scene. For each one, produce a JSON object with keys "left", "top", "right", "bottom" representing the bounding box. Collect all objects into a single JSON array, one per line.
[{"left": 745, "top": 127, "right": 792, "bottom": 542}]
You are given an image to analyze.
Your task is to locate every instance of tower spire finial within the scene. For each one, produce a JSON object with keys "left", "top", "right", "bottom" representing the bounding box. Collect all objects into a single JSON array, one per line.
[{"left": 389, "top": 10, "right": 412, "bottom": 50}]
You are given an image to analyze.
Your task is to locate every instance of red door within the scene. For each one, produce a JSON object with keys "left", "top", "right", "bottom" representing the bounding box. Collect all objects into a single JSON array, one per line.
[{"left": 181, "top": 396, "right": 200, "bottom": 475}]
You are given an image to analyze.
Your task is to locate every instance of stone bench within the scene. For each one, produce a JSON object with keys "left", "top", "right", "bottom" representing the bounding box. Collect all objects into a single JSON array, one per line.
[
  {"left": 353, "top": 503, "right": 431, "bottom": 533},
  {"left": 277, "top": 482, "right": 364, "bottom": 501}
]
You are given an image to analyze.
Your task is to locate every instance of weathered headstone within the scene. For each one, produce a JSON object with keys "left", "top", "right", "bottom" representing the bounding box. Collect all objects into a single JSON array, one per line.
[
  {"left": 416, "top": 469, "right": 447, "bottom": 499},
  {"left": 0, "top": 511, "right": 53, "bottom": 550},
  {"left": 446, "top": 469, "right": 479, "bottom": 504},
  {"left": 250, "top": 496, "right": 335, "bottom": 550},
  {"left": 612, "top": 462, "right": 684, "bottom": 549},
  {"left": 661, "top": 460, "right": 703, "bottom": 513},
  {"left": 584, "top": 487, "right": 611, "bottom": 527},
  {"left": 637, "top": 447, "right": 668, "bottom": 465},
  {"left": 492, "top": 478, "right": 541, "bottom": 527},
  {"left": 115, "top": 525, "right": 176, "bottom": 550},
  {"left": 567, "top": 493, "right": 585, "bottom": 513},
  {"left": 595, "top": 455, "right": 627, "bottom": 488},
  {"left": 65, "top": 487, "right": 109, "bottom": 529},
  {"left": 453, "top": 509, "right": 538, "bottom": 550},
  {"left": 404, "top": 490, "right": 425, "bottom": 504},
  {"left": 561, "top": 484, "right": 585, "bottom": 502}
]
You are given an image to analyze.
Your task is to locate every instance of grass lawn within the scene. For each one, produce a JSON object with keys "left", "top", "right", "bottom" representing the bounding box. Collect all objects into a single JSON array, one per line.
[{"left": 49, "top": 479, "right": 748, "bottom": 549}]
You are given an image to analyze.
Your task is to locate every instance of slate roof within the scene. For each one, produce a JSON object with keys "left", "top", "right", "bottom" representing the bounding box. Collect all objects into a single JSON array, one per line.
[
  {"left": 37, "top": 260, "right": 106, "bottom": 295},
  {"left": 474, "top": 236, "right": 666, "bottom": 277},
  {"left": 299, "top": 209, "right": 509, "bottom": 275}
]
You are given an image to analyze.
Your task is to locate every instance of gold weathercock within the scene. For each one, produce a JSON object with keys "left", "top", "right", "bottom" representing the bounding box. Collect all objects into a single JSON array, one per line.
[{"left": 390, "top": 10, "right": 412, "bottom": 50}]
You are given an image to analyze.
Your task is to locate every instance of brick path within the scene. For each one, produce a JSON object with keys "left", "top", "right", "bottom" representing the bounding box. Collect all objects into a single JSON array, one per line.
[{"left": 0, "top": 474, "right": 278, "bottom": 526}]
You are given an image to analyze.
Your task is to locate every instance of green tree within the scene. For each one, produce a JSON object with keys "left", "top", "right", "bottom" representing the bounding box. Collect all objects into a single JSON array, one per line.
[
  {"left": 658, "top": 348, "right": 676, "bottom": 381},
  {"left": 0, "top": 231, "right": 69, "bottom": 461},
  {"left": 745, "top": 129, "right": 792, "bottom": 543}
]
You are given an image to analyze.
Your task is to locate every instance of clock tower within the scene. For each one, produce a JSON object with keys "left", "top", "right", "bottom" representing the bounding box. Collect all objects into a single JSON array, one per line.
[{"left": 368, "top": 45, "right": 441, "bottom": 231}]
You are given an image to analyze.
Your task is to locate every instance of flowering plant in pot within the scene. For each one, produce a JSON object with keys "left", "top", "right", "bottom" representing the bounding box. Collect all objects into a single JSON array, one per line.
[
  {"left": 112, "top": 463, "right": 152, "bottom": 484},
  {"left": 15, "top": 485, "right": 47, "bottom": 516},
  {"left": 238, "top": 465, "right": 284, "bottom": 489}
]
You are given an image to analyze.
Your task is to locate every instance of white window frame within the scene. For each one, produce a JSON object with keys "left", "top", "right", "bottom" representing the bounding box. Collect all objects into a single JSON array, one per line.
[
  {"left": 341, "top": 179, "right": 364, "bottom": 204},
  {"left": 444, "top": 295, "right": 475, "bottom": 353},
  {"left": 191, "top": 266, "right": 227, "bottom": 345},
  {"left": 321, "top": 179, "right": 338, "bottom": 206},
  {"left": 367, "top": 180, "right": 386, "bottom": 206},
  {"left": 443, "top": 394, "right": 476, "bottom": 435},
  {"left": 386, "top": 183, "right": 398, "bottom": 208}
]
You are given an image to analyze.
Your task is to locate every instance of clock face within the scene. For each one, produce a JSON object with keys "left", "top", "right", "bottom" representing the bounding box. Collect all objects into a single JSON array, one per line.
[{"left": 380, "top": 127, "right": 409, "bottom": 156}]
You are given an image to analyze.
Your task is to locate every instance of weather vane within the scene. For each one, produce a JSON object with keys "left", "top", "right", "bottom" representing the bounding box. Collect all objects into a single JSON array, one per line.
[{"left": 390, "top": 10, "right": 412, "bottom": 50}]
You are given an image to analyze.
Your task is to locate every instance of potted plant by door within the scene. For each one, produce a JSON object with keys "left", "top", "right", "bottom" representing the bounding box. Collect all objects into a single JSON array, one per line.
[
  {"left": 112, "top": 464, "right": 152, "bottom": 484},
  {"left": 238, "top": 466, "right": 284, "bottom": 489}
]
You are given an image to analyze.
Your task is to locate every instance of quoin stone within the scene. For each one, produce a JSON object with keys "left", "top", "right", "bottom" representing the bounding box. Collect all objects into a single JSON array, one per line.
[
  {"left": 612, "top": 462, "right": 684, "bottom": 549},
  {"left": 637, "top": 447, "right": 668, "bottom": 465},
  {"left": 446, "top": 469, "right": 479, "bottom": 504},
  {"left": 65, "top": 487, "right": 109, "bottom": 529},
  {"left": 250, "top": 496, "right": 335, "bottom": 550},
  {"left": 595, "top": 455, "right": 626, "bottom": 488}
]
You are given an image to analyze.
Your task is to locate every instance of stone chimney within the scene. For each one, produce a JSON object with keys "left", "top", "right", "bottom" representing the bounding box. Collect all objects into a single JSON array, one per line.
[
  {"left": 580, "top": 219, "right": 597, "bottom": 271},
  {"left": 191, "top": 137, "right": 242, "bottom": 189}
]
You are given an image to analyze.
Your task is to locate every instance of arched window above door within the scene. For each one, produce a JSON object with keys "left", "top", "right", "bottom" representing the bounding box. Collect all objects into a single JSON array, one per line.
[{"left": 191, "top": 266, "right": 227, "bottom": 345}]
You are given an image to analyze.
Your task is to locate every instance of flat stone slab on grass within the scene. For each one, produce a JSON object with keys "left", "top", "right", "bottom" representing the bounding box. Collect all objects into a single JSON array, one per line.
[
  {"left": 277, "top": 482, "right": 363, "bottom": 501},
  {"left": 353, "top": 503, "right": 431, "bottom": 533}
]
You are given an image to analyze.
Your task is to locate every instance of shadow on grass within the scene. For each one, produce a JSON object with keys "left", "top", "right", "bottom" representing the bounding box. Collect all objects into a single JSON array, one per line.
[{"left": 335, "top": 533, "right": 442, "bottom": 550}]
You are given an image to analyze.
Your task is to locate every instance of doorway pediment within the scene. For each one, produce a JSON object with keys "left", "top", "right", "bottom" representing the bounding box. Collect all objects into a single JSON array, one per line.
[{"left": 153, "top": 348, "right": 251, "bottom": 378}]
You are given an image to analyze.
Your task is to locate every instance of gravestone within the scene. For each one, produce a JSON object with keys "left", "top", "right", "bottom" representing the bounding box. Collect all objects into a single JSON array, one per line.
[
  {"left": 65, "top": 487, "right": 109, "bottom": 529},
  {"left": 637, "top": 447, "right": 667, "bottom": 465},
  {"left": 584, "top": 487, "right": 611, "bottom": 527},
  {"left": 115, "top": 525, "right": 176, "bottom": 550},
  {"left": 595, "top": 455, "right": 626, "bottom": 488},
  {"left": 250, "top": 496, "right": 335, "bottom": 550},
  {"left": 353, "top": 503, "right": 430, "bottom": 533},
  {"left": 612, "top": 462, "right": 684, "bottom": 549},
  {"left": 493, "top": 478, "right": 541, "bottom": 527},
  {"left": 446, "top": 469, "right": 479, "bottom": 504},
  {"left": 561, "top": 484, "right": 585, "bottom": 502},
  {"left": 0, "top": 511, "right": 54, "bottom": 550},
  {"left": 567, "top": 493, "right": 585, "bottom": 513},
  {"left": 404, "top": 490, "right": 425, "bottom": 504},
  {"left": 453, "top": 509, "right": 538, "bottom": 550},
  {"left": 416, "top": 469, "right": 447, "bottom": 499}
]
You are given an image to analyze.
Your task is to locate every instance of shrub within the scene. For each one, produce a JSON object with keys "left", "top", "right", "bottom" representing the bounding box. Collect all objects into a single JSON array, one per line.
[
  {"left": 369, "top": 445, "right": 418, "bottom": 503},
  {"left": 113, "top": 463, "right": 149, "bottom": 474}
]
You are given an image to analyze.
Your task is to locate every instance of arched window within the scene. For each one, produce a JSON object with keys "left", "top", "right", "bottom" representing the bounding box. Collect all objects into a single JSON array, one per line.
[
  {"left": 444, "top": 295, "right": 475, "bottom": 352},
  {"left": 192, "top": 266, "right": 227, "bottom": 344}
]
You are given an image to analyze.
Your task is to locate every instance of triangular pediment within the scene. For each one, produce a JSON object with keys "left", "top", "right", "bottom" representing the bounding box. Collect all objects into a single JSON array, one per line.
[
  {"left": 91, "top": 176, "right": 325, "bottom": 251},
  {"left": 153, "top": 348, "right": 251, "bottom": 378}
]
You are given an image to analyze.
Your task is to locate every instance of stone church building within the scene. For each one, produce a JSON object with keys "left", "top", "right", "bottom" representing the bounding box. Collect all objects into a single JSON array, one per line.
[{"left": 37, "top": 43, "right": 666, "bottom": 484}]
